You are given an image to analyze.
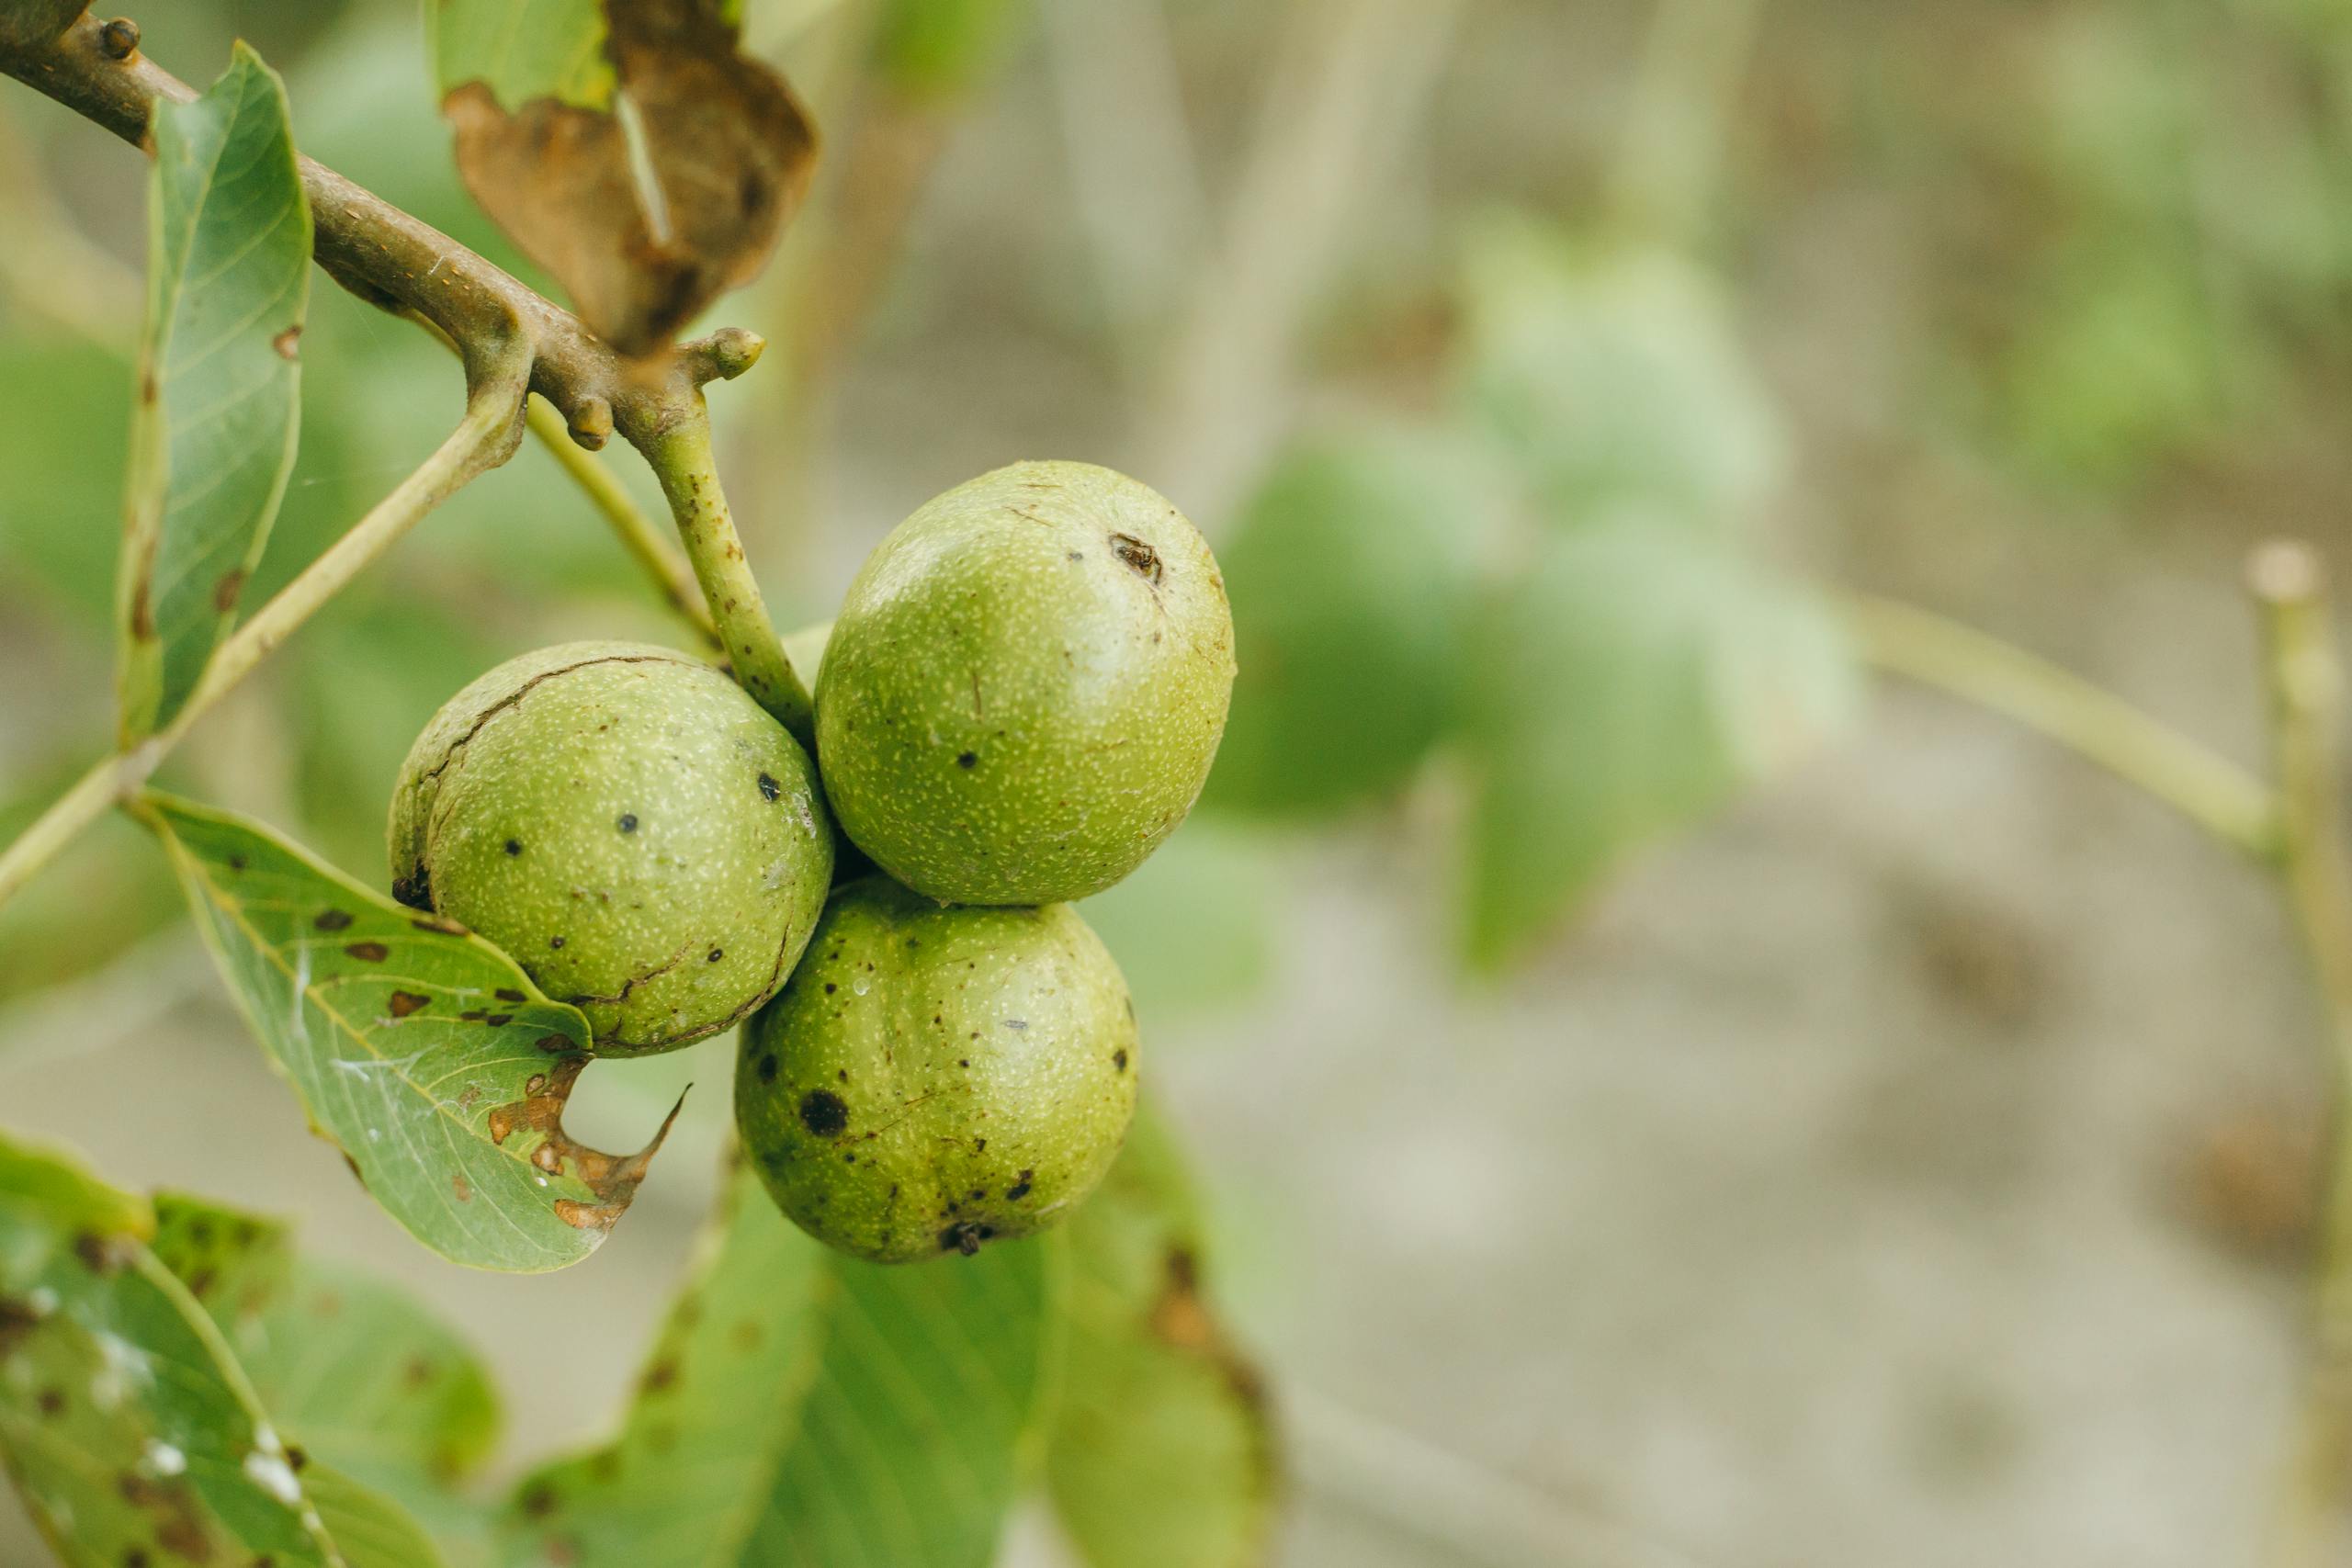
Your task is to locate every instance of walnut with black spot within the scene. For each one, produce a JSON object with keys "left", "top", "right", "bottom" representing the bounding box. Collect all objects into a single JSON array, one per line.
[
  {"left": 814, "top": 460, "right": 1235, "bottom": 906},
  {"left": 735, "top": 877, "right": 1138, "bottom": 1263},
  {"left": 389, "top": 641, "right": 832, "bottom": 1055}
]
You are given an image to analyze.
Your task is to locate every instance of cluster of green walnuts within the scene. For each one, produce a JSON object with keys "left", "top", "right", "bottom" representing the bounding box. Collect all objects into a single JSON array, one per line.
[{"left": 387, "top": 462, "right": 1234, "bottom": 1264}]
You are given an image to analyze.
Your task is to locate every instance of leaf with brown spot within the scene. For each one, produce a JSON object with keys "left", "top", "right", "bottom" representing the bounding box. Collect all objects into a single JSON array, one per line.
[
  {"left": 149, "top": 1192, "right": 292, "bottom": 1326},
  {"left": 116, "top": 45, "right": 310, "bottom": 742},
  {"left": 1046, "top": 1107, "right": 1280, "bottom": 1568},
  {"left": 138, "top": 792, "right": 676, "bottom": 1274},
  {"left": 139, "top": 1186, "right": 501, "bottom": 1560},
  {"left": 234, "top": 1258, "right": 502, "bottom": 1556},
  {"left": 434, "top": 0, "right": 816, "bottom": 355},
  {"left": 0, "top": 1134, "right": 415, "bottom": 1567}
]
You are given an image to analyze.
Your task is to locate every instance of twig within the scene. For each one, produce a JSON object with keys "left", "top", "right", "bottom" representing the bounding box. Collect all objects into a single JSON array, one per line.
[
  {"left": 0, "top": 15, "right": 812, "bottom": 895},
  {"left": 1844, "top": 592, "right": 2281, "bottom": 861},
  {"left": 640, "top": 412, "right": 814, "bottom": 745},
  {"left": 523, "top": 394, "right": 721, "bottom": 651},
  {"left": 0, "top": 14, "right": 800, "bottom": 640},
  {"left": 2248, "top": 542, "right": 2352, "bottom": 1568},
  {"left": 0, "top": 753, "right": 128, "bottom": 913},
  {"left": 0, "top": 350, "right": 531, "bottom": 908}
]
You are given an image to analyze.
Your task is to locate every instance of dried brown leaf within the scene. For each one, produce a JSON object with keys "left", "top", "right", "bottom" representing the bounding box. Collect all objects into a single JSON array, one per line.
[{"left": 444, "top": 0, "right": 816, "bottom": 356}]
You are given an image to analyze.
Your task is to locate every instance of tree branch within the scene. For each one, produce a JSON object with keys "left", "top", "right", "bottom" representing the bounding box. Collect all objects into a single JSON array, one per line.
[
  {"left": 1844, "top": 592, "right": 2282, "bottom": 861},
  {"left": 2, "top": 12, "right": 755, "bottom": 449},
  {"left": 0, "top": 11, "right": 820, "bottom": 902},
  {"left": 2248, "top": 542, "right": 2352, "bottom": 1568}
]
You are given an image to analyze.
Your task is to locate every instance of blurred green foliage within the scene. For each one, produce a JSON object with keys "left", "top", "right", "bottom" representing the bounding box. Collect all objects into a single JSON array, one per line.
[
  {"left": 1454, "top": 216, "right": 1789, "bottom": 526},
  {"left": 867, "top": 0, "right": 1028, "bottom": 99},
  {"left": 1204, "top": 431, "right": 1488, "bottom": 819},
  {"left": 7, "top": 0, "right": 2352, "bottom": 1013}
]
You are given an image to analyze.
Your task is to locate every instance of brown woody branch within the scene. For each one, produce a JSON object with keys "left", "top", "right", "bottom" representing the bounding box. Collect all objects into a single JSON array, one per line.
[
  {"left": 0, "top": 7, "right": 814, "bottom": 746},
  {"left": 0, "top": 9, "right": 757, "bottom": 447}
]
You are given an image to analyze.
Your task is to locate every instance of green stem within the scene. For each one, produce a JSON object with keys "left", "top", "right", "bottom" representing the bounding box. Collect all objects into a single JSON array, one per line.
[
  {"left": 639, "top": 412, "right": 814, "bottom": 746},
  {"left": 1844, "top": 592, "right": 2282, "bottom": 861},
  {"left": 0, "top": 351, "right": 530, "bottom": 912},
  {"left": 0, "top": 755, "right": 127, "bottom": 913},
  {"left": 2250, "top": 542, "right": 2352, "bottom": 1568},
  {"left": 523, "top": 395, "right": 721, "bottom": 651}
]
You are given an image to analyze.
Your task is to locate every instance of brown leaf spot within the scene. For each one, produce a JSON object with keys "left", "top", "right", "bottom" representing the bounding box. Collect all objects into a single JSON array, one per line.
[
  {"left": 343, "top": 941, "right": 389, "bottom": 963},
  {"left": 118, "top": 1474, "right": 209, "bottom": 1562},
  {"left": 0, "top": 1298, "right": 39, "bottom": 1357},
  {"left": 210, "top": 568, "right": 247, "bottom": 615},
  {"left": 440, "top": 3, "right": 818, "bottom": 355},
  {"left": 485, "top": 1058, "right": 684, "bottom": 1234},
  {"left": 1149, "top": 1247, "right": 1215, "bottom": 1351},
  {"left": 271, "top": 325, "right": 301, "bottom": 360},
  {"left": 312, "top": 909, "right": 354, "bottom": 932},
  {"left": 74, "top": 1233, "right": 131, "bottom": 1274},
  {"left": 388, "top": 991, "right": 431, "bottom": 1018},
  {"left": 129, "top": 577, "right": 154, "bottom": 640},
  {"left": 452, "top": 1171, "right": 471, "bottom": 1202}
]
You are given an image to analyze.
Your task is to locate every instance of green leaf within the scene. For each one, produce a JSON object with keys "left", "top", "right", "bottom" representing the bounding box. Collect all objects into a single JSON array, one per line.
[
  {"left": 136, "top": 792, "right": 679, "bottom": 1273},
  {"left": 1046, "top": 1110, "right": 1276, "bottom": 1568},
  {"left": 1081, "top": 825, "right": 1274, "bottom": 1022},
  {"left": 232, "top": 1257, "right": 503, "bottom": 1495},
  {"left": 0, "top": 1135, "right": 154, "bottom": 1239},
  {"left": 1459, "top": 525, "right": 1860, "bottom": 968},
  {"left": 0, "top": 1134, "right": 358, "bottom": 1567},
  {"left": 117, "top": 43, "right": 311, "bottom": 743},
  {"left": 305, "top": 1462, "right": 456, "bottom": 1568},
  {"left": 430, "top": 0, "right": 616, "bottom": 109},
  {"left": 498, "top": 1164, "right": 1060, "bottom": 1568},
  {"left": 149, "top": 1192, "right": 295, "bottom": 1328},
  {"left": 150, "top": 1194, "right": 498, "bottom": 1563},
  {"left": 1454, "top": 218, "right": 1786, "bottom": 526},
  {"left": 1203, "top": 431, "right": 1492, "bottom": 818}
]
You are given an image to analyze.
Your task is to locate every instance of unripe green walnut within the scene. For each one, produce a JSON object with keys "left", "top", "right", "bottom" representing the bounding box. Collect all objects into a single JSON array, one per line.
[
  {"left": 389, "top": 641, "right": 832, "bottom": 1055},
  {"left": 737, "top": 877, "right": 1138, "bottom": 1263},
  {"left": 816, "top": 461, "right": 1236, "bottom": 906}
]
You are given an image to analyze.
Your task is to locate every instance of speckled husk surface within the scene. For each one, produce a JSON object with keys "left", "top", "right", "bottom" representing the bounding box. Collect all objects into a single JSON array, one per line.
[
  {"left": 738, "top": 877, "right": 1139, "bottom": 1264},
  {"left": 389, "top": 641, "right": 833, "bottom": 1055},
  {"left": 815, "top": 460, "right": 1236, "bottom": 906}
]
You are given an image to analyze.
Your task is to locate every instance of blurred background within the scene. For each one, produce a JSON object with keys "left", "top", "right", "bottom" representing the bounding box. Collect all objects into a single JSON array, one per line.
[{"left": 5, "top": 0, "right": 2351, "bottom": 1562}]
